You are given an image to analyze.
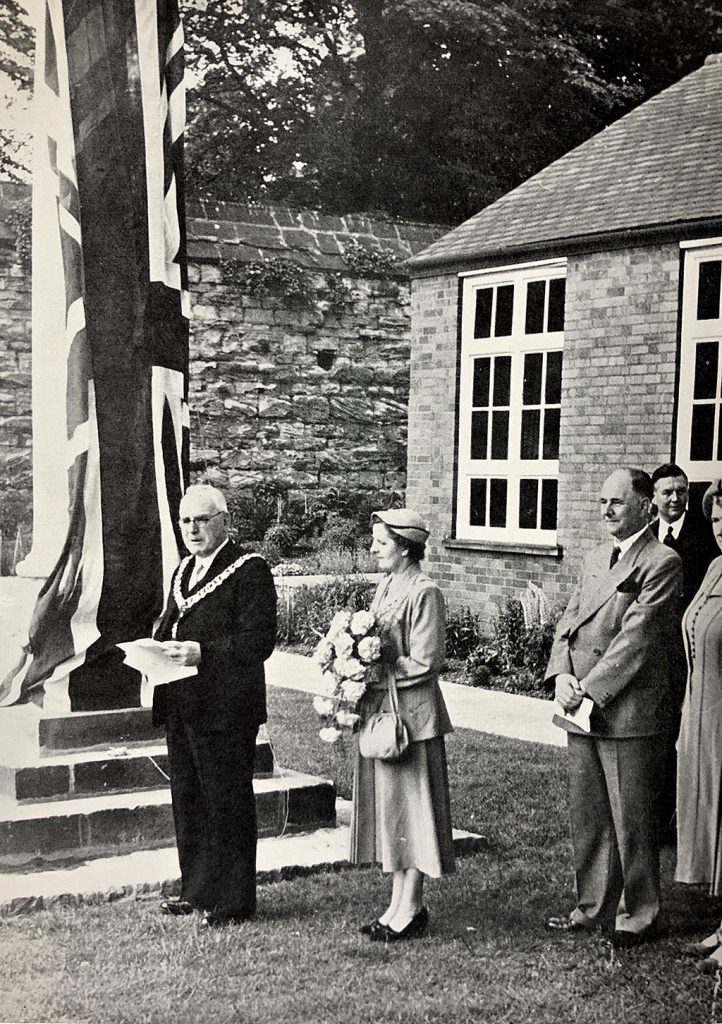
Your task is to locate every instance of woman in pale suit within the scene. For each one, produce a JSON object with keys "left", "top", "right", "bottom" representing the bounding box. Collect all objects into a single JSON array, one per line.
[
  {"left": 676, "top": 479, "right": 722, "bottom": 972},
  {"left": 351, "top": 509, "right": 455, "bottom": 941}
]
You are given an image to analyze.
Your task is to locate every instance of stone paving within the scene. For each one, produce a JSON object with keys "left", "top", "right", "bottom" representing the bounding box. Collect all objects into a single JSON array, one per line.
[{"left": 0, "top": 649, "right": 564, "bottom": 915}]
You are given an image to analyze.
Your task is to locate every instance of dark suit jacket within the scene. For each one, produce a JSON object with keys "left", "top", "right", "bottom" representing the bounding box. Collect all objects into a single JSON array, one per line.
[
  {"left": 660, "top": 508, "right": 718, "bottom": 610},
  {"left": 545, "top": 527, "right": 683, "bottom": 738},
  {"left": 152, "top": 541, "right": 277, "bottom": 733}
]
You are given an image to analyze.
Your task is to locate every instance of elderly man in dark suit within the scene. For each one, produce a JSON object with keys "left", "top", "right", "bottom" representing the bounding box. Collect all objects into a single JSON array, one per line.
[
  {"left": 545, "top": 467, "right": 683, "bottom": 947},
  {"left": 153, "top": 484, "right": 277, "bottom": 927},
  {"left": 651, "top": 463, "right": 718, "bottom": 833}
]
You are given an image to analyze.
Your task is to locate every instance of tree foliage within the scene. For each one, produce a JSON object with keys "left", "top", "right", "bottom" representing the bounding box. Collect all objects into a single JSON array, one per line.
[
  {"left": 0, "top": 0, "right": 33, "bottom": 182},
  {"left": 2, "top": 2, "right": 721, "bottom": 221}
]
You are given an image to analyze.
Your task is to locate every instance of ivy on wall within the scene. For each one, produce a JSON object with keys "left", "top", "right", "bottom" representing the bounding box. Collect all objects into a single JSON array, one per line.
[
  {"left": 222, "top": 254, "right": 316, "bottom": 305},
  {"left": 220, "top": 240, "right": 404, "bottom": 311},
  {"left": 341, "top": 239, "right": 402, "bottom": 279}
]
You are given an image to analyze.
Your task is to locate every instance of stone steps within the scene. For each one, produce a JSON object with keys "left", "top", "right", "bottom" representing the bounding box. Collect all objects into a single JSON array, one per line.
[
  {"left": 0, "top": 770, "right": 336, "bottom": 868},
  {"left": 0, "top": 739, "right": 275, "bottom": 803},
  {"left": 0, "top": 702, "right": 336, "bottom": 868}
]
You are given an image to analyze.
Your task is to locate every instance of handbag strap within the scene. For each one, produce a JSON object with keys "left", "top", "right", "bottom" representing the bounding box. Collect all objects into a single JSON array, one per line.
[{"left": 387, "top": 672, "right": 400, "bottom": 715}]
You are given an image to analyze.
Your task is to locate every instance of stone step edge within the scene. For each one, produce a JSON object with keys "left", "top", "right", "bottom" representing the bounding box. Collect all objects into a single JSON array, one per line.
[
  {"left": 0, "top": 769, "right": 334, "bottom": 821},
  {"left": 0, "top": 819, "right": 488, "bottom": 917}
]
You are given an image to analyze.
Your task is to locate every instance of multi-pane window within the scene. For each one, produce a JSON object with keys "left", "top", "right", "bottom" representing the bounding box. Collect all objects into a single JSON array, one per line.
[
  {"left": 456, "top": 261, "right": 566, "bottom": 543},
  {"left": 677, "top": 245, "right": 722, "bottom": 477}
]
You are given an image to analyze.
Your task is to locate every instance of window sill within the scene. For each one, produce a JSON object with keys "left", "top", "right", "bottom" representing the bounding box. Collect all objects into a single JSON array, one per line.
[{"left": 442, "top": 537, "right": 563, "bottom": 559}]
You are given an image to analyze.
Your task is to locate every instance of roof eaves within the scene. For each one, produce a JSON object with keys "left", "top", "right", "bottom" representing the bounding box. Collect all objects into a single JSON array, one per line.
[{"left": 406, "top": 215, "right": 722, "bottom": 278}]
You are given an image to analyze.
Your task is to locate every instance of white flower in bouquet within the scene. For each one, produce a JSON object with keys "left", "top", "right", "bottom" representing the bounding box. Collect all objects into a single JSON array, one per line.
[
  {"left": 350, "top": 610, "right": 376, "bottom": 637},
  {"left": 341, "top": 678, "right": 367, "bottom": 701},
  {"left": 314, "top": 638, "right": 335, "bottom": 669},
  {"left": 328, "top": 609, "right": 353, "bottom": 636},
  {"left": 336, "top": 657, "right": 366, "bottom": 682},
  {"left": 336, "top": 710, "right": 361, "bottom": 729},
  {"left": 319, "top": 726, "right": 342, "bottom": 744},
  {"left": 331, "top": 631, "right": 354, "bottom": 657},
  {"left": 357, "top": 635, "right": 382, "bottom": 663},
  {"left": 313, "top": 696, "right": 335, "bottom": 717}
]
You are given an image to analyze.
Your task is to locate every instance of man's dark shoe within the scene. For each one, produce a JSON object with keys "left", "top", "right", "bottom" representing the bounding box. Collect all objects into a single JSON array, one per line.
[
  {"left": 160, "top": 898, "right": 195, "bottom": 916},
  {"left": 546, "top": 914, "right": 594, "bottom": 934},
  {"left": 612, "top": 923, "right": 665, "bottom": 949}
]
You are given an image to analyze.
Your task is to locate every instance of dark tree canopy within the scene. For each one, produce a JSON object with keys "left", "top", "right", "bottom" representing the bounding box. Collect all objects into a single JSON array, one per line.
[
  {"left": 3, "top": 1, "right": 722, "bottom": 222},
  {"left": 0, "top": 0, "right": 33, "bottom": 182},
  {"left": 183, "top": 0, "right": 722, "bottom": 223}
]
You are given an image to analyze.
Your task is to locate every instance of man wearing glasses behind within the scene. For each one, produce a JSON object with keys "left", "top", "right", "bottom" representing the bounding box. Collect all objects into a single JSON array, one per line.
[{"left": 153, "top": 484, "right": 277, "bottom": 927}]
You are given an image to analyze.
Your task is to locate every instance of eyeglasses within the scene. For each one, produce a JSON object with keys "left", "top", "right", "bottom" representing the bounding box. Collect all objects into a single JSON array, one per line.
[{"left": 178, "top": 511, "right": 225, "bottom": 527}]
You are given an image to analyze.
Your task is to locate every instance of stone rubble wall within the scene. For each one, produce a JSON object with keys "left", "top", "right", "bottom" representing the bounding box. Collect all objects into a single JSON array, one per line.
[
  {"left": 188, "top": 263, "right": 412, "bottom": 495},
  {"left": 0, "top": 185, "right": 448, "bottom": 549},
  {"left": 0, "top": 182, "right": 32, "bottom": 545}
]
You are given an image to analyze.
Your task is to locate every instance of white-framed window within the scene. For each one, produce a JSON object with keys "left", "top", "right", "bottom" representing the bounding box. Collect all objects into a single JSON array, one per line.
[
  {"left": 676, "top": 241, "right": 722, "bottom": 480},
  {"left": 455, "top": 259, "right": 566, "bottom": 544}
]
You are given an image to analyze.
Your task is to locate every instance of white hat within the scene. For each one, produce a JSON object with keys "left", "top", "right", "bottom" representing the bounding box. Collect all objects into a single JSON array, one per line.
[{"left": 372, "top": 508, "right": 430, "bottom": 545}]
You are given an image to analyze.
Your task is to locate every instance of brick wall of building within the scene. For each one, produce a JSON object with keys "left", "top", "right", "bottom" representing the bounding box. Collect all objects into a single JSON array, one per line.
[{"left": 408, "top": 242, "right": 682, "bottom": 626}]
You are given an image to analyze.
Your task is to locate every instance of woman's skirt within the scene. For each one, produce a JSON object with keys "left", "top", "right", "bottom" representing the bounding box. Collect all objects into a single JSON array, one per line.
[{"left": 349, "top": 736, "right": 455, "bottom": 877}]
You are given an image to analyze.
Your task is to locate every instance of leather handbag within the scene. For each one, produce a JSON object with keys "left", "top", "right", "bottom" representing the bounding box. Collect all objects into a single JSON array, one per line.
[{"left": 358, "top": 674, "right": 410, "bottom": 762}]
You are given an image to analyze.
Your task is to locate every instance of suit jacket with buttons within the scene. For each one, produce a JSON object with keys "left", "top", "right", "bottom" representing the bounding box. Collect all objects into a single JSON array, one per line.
[
  {"left": 545, "top": 527, "right": 683, "bottom": 738},
  {"left": 152, "top": 540, "right": 277, "bottom": 733}
]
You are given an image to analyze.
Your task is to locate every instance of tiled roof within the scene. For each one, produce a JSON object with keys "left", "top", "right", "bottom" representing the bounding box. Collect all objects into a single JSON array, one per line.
[
  {"left": 408, "top": 54, "right": 722, "bottom": 272},
  {"left": 186, "top": 200, "right": 447, "bottom": 272}
]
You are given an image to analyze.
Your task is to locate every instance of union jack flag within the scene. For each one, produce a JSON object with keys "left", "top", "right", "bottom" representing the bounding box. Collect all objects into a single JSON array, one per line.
[{"left": 1, "top": 0, "right": 189, "bottom": 710}]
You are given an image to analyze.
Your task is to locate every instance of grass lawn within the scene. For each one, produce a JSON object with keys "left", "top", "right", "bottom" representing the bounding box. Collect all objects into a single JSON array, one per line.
[{"left": 0, "top": 687, "right": 718, "bottom": 1024}]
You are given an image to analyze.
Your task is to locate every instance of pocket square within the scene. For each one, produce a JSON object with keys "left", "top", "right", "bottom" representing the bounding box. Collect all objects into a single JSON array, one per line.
[{"left": 616, "top": 577, "right": 640, "bottom": 595}]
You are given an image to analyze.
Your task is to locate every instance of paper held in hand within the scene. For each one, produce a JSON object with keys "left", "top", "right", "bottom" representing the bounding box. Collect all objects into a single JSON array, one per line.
[
  {"left": 556, "top": 696, "right": 594, "bottom": 733},
  {"left": 117, "top": 639, "right": 198, "bottom": 685}
]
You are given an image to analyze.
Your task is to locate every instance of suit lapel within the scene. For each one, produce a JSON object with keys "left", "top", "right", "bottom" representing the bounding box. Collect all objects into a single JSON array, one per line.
[
  {"left": 569, "top": 528, "right": 654, "bottom": 633},
  {"left": 187, "top": 541, "right": 236, "bottom": 596}
]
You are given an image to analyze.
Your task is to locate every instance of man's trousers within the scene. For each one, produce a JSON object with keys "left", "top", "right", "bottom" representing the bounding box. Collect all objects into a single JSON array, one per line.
[
  {"left": 567, "top": 732, "right": 664, "bottom": 935},
  {"left": 166, "top": 711, "right": 259, "bottom": 920}
]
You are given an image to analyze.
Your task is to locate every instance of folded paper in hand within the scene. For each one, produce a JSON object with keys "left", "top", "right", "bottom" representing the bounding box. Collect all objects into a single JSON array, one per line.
[
  {"left": 556, "top": 696, "right": 593, "bottom": 733},
  {"left": 117, "top": 639, "right": 198, "bottom": 685}
]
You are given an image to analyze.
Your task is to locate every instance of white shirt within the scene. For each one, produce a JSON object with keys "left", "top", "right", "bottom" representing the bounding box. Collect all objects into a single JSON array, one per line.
[
  {"left": 656, "top": 511, "right": 685, "bottom": 544},
  {"left": 189, "top": 538, "right": 229, "bottom": 589},
  {"left": 615, "top": 523, "right": 650, "bottom": 560}
]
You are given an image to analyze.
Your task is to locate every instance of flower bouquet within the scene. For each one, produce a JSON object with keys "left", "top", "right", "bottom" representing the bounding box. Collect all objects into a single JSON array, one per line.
[{"left": 312, "top": 609, "right": 383, "bottom": 744}]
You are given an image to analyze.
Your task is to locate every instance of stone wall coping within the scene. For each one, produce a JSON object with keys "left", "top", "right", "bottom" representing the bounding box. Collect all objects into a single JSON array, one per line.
[
  {"left": 0, "top": 183, "right": 448, "bottom": 272},
  {"left": 187, "top": 200, "right": 448, "bottom": 272},
  {"left": 273, "top": 572, "right": 384, "bottom": 587}
]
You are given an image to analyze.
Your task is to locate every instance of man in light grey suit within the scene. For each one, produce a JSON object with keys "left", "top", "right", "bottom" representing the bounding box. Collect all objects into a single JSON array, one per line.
[{"left": 545, "top": 467, "right": 683, "bottom": 947}]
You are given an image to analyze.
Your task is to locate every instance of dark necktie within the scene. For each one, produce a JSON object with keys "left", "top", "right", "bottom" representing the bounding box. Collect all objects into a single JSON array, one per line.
[
  {"left": 609, "top": 545, "right": 620, "bottom": 569},
  {"left": 663, "top": 525, "right": 676, "bottom": 549}
]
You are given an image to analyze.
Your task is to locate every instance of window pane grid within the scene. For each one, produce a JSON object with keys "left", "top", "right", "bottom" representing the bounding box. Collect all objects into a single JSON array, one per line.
[
  {"left": 690, "top": 339, "right": 722, "bottom": 462},
  {"left": 520, "top": 351, "right": 562, "bottom": 461},
  {"left": 459, "top": 266, "right": 565, "bottom": 540},
  {"left": 469, "top": 355, "right": 511, "bottom": 461},
  {"left": 474, "top": 284, "right": 515, "bottom": 340},
  {"left": 698, "top": 261, "right": 722, "bottom": 321}
]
